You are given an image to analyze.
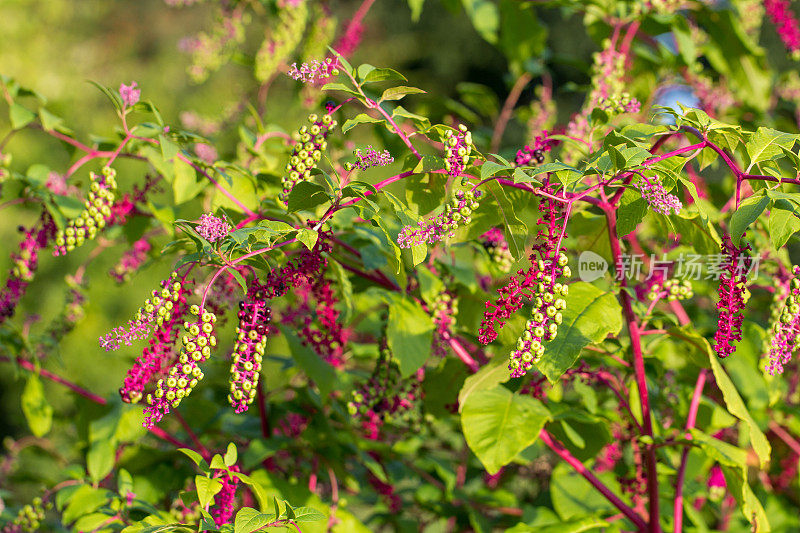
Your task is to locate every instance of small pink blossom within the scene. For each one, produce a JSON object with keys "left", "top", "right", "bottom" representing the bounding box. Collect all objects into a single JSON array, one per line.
[
  {"left": 197, "top": 213, "right": 231, "bottom": 243},
  {"left": 119, "top": 82, "right": 141, "bottom": 108}
]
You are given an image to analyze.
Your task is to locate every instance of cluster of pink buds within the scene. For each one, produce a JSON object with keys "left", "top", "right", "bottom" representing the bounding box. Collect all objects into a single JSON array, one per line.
[
  {"left": 480, "top": 228, "right": 513, "bottom": 272},
  {"left": 144, "top": 305, "right": 217, "bottom": 427},
  {"left": 211, "top": 465, "right": 240, "bottom": 526},
  {"left": 118, "top": 273, "right": 190, "bottom": 404},
  {"left": 54, "top": 167, "right": 117, "bottom": 256},
  {"left": 646, "top": 278, "right": 693, "bottom": 302},
  {"left": 634, "top": 175, "right": 682, "bottom": 216},
  {"left": 397, "top": 189, "right": 482, "bottom": 248},
  {"left": 443, "top": 124, "right": 475, "bottom": 177},
  {"left": 595, "top": 93, "right": 641, "bottom": 115},
  {"left": 287, "top": 58, "right": 339, "bottom": 83},
  {"left": 765, "top": 0, "right": 800, "bottom": 57},
  {"left": 110, "top": 239, "right": 151, "bottom": 283},
  {"left": 479, "top": 185, "right": 570, "bottom": 378},
  {"left": 100, "top": 272, "right": 186, "bottom": 352},
  {"left": 347, "top": 348, "right": 420, "bottom": 439},
  {"left": 197, "top": 213, "right": 231, "bottom": 243},
  {"left": 345, "top": 146, "right": 394, "bottom": 171},
  {"left": 280, "top": 113, "right": 337, "bottom": 203},
  {"left": 765, "top": 267, "right": 800, "bottom": 375},
  {"left": 2, "top": 497, "right": 49, "bottom": 533},
  {"left": 0, "top": 214, "right": 56, "bottom": 324},
  {"left": 229, "top": 283, "right": 271, "bottom": 413},
  {"left": 119, "top": 82, "right": 141, "bottom": 108},
  {"left": 515, "top": 131, "right": 552, "bottom": 167},
  {"left": 714, "top": 236, "right": 752, "bottom": 358},
  {"left": 429, "top": 291, "right": 458, "bottom": 358}
]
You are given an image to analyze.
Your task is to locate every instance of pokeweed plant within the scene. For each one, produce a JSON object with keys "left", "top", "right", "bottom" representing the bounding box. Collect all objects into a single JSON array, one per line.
[{"left": 3, "top": 0, "right": 800, "bottom": 532}]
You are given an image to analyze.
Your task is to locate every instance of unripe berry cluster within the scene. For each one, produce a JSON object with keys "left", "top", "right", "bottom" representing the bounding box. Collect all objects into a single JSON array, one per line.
[
  {"left": 280, "top": 113, "right": 337, "bottom": 203},
  {"left": 480, "top": 228, "right": 513, "bottom": 273},
  {"left": 229, "top": 284, "right": 271, "bottom": 413},
  {"left": 430, "top": 290, "right": 458, "bottom": 358},
  {"left": 101, "top": 272, "right": 186, "bottom": 352},
  {"left": 647, "top": 278, "right": 693, "bottom": 301},
  {"left": 766, "top": 266, "right": 800, "bottom": 375},
  {"left": 2, "top": 497, "right": 49, "bottom": 533},
  {"left": 397, "top": 189, "right": 482, "bottom": 248},
  {"left": 596, "top": 92, "right": 641, "bottom": 115},
  {"left": 54, "top": 167, "right": 117, "bottom": 256},
  {"left": 118, "top": 273, "right": 190, "bottom": 404},
  {"left": 443, "top": 124, "right": 475, "bottom": 177},
  {"left": 508, "top": 251, "right": 570, "bottom": 377},
  {"left": 347, "top": 349, "right": 420, "bottom": 439},
  {"left": 144, "top": 304, "right": 217, "bottom": 427}
]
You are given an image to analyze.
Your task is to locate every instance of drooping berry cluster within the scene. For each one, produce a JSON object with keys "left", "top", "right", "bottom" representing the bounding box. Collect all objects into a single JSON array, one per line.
[
  {"left": 54, "top": 167, "right": 117, "bottom": 256},
  {"left": 110, "top": 238, "right": 151, "bottom": 283},
  {"left": 765, "top": 0, "right": 800, "bottom": 58},
  {"left": 766, "top": 267, "right": 800, "bottom": 375},
  {"left": 100, "top": 272, "right": 186, "bottom": 352},
  {"left": 397, "top": 189, "right": 482, "bottom": 248},
  {"left": 287, "top": 58, "right": 338, "bottom": 83},
  {"left": 429, "top": 291, "right": 458, "bottom": 358},
  {"left": 515, "top": 131, "right": 553, "bottom": 167},
  {"left": 443, "top": 124, "right": 475, "bottom": 177},
  {"left": 2, "top": 498, "right": 49, "bottom": 533},
  {"left": 280, "top": 113, "right": 337, "bottom": 203},
  {"left": 714, "top": 236, "right": 752, "bottom": 358},
  {"left": 646, "top": 278, "right": 693, "bottom": 302},
  {"left": 197, "top": 213, "right": 231, "bottom": 243},
  {"left": 480, "top": 228, "right": 513, "bottom": 273},
  {"left": 229, "top": 283, "right": 271, "bottom": 413},
  {"left": 596, "top": 92, "right": 641, "bottom": 115},
  {"left": 0, "top": 213, "right": 56, "bottom": 324},
  {"left": 479, "top": 185, "right": 570, "bottom": 377},
  {"left": 634, "top": 175, "right": 682, "bottom": 216},
  {"left": 211, "top": 465, "right": 240, "bottom": 526},
  {"left": 144, "top": 305, "right": 217, "bottom": 427},
  {"left": 347, "top": 348, "right": 421, "bottom": 439},
  {"left": 345, "top": 146, "right": 394, "bottom": 171},
  {"left": 118, "top": 274, "right": 190, "bottom": 404}
]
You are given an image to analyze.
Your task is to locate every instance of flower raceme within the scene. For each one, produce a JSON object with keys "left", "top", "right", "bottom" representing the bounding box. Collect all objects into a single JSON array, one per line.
[
  {"left": 287, "top": 57, "right": 339, "bottom": 83},
  {"left": 765, "top": 0, "right": 800, "bottom": 58},
  {"left": 197, "top": 213, "right": 231, "bottom": 243},
  {"left": 345, "top": 146, "right": 394, "bottom": 171},
  {"left": 119, "top": 81, "right": 141, "bottom": 108},
  {"left": 144, "top": 305, "right": 218, "bottom": 427},
  {"left": 280, "top": 112, "right": 337, "bottom": 203},
  {"left": 444, "top": 124, "right": 476, "bottom": 178},
  {"left": 54, "top": 167, "right": 117, "bottom": 256},
  {"left": 714, "top": 236, "right": 752, "bottom": 359},
  {"left": 211, "top": 465, "right": 240, "bottom": 526},
  {"left": 397, "top": 189, "right": 482, "bottom": 248},
  {"left": 634, "top": 175, "right": 682, "bottom": 216}
]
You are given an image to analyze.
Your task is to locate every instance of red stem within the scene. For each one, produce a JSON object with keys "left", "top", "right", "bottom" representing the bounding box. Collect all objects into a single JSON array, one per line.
[
  {"left": 673, "top": 369, "right": 707, "bottom": 533},
  {"left": 540, "top": 430, "right": 648, "bottom": 530}
]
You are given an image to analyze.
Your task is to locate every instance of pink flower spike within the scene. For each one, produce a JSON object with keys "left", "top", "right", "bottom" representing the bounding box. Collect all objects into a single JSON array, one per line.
[
  {"left": 119, "top": 82, "right": 141, "bottom": 108},
  {"left": 197, "top": 213, "right": 231, "bottom": 243}
]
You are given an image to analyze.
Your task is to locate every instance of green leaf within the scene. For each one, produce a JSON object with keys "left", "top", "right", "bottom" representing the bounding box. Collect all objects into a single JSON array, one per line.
[
  {"left": 296, "top": 227, "right": 318, "bottom": 250},
  {"left": 707, "top": 352, "right": 771, "bottom": 467},
  {"left": 458, "top": 353, "right": 511, "bottom": 412},
  {"left": 278, "top": 325, "right": 336, "bottom": 396},
  {"left": 88, "top": 80, "right": 123, "bottom": 114},
  {"left": 178, "top": 448, "right": 210, "bottom": 473},
  {"left": 550, "top": 463, "right": 618, "bottom": 520},
  {"left": 320, "top": 82, "right": 361, "bottom": 99},
  {"left": 481, "top": 180, "right": 528, "bottom": 260},
  {"left": 362, "top": 68, "right": 407, "bottom": 84},
  {"left": 393, "top": 105, "right": 431, "bottom": 130},
  {"left": 62, "top": 485, "right": 108, "bottom": 524},
  {"left": 729, "top": 193, "right": 769, "bottom": 246},
  {"left": 9, "top": 103, "right": 37, "bottom": 129},
  {"left": 480, "top": 161, "right": 510, "bottom": 179},
  {"left": 224, "top": 442, "right": 237, "bottom": 467},
  {"left": 515, "top": 162, "right": 578, "bottom": 183},
  {"left": 341, "top": 113, "right": 385, "bottom": 133},
  {"left": 745, "top": 127, "right": 797, "bottom": 170},
  {"left": 234, "top": 507, "right": 272, "bottom": 533},
  {"left": 380, "top": 86, "right": 426, "bottom": 102},
  {"left": 87, "top": 439, "right": 116, "bottom": 484},
  {"left": 768, "top": 202, "right": 800, "bottom": 249},
  {"left": 211, "top": 173, "right": 258, "bottom": 214},
  {"left": 286, "top": 181, "right": 332, "bottom": 213},
  {"left": 74, "top": 512, "right": 117, "bottom": 531},
  {"left": 290, "top": 507, "right": 327, "bottom": 522},
  {"left": 408, "top": 0, "right": 425, "bottom": 21},
  {"left": 38, "top": 108, "right": 65, "bottom": 132},
  {"left": 536, "top": 282, "right": 623, "bottom": 383},
  {"left": 330, "top": 261, "right": 354, "bottom": 324},
  {"left": 616, "top": 189, "right": 648, "bottom": 236},
  {"left": 461, "top": 386, "right": 550, "bottom": 474},
  {"left": 689, "top": 429, "right": 747, "bottom": 468},
  {"left": 210, "top": 454, "right": 226, "bottom": 470},
  {"left": 21, "top": 374, "right": 53, "bottom": 437},
  {"left": 460, "top": 0, "right": 499, "bottom": 44},
  {"left": 172, "top": 158, "right": 205, "bottom": 205},
  {"left": 386, "top": 296, "right": 434, "bottom": 377},
  {"left": 195, "top": 475, "right": 223, "bottom": 509},
  {"left": 720, "top": 465, "right": 771, "bottom": 532}
]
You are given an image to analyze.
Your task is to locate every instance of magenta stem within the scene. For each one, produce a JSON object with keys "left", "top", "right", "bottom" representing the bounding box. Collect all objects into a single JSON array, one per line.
[{"left": 673, "top": 368, "right": 707, "bottom": 533}]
